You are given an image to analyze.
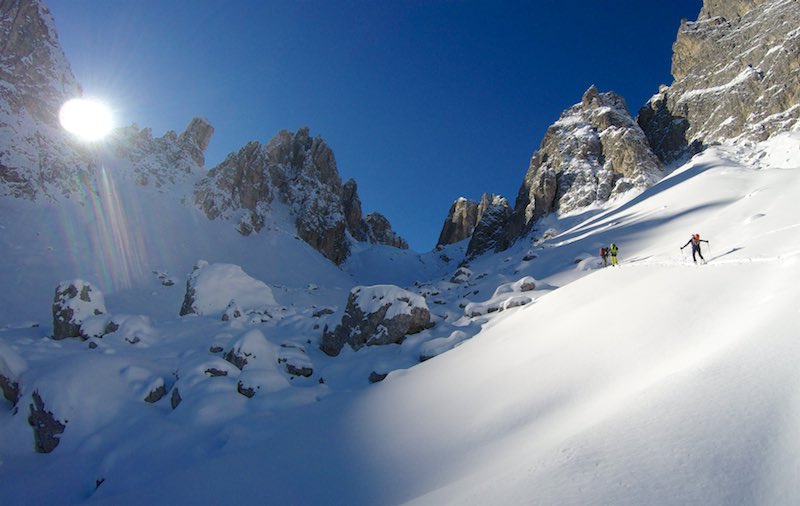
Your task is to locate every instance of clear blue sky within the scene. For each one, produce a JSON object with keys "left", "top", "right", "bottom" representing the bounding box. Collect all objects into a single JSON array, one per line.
[{"left": 47, "top": 0, "right": 702, "bottom": 252}]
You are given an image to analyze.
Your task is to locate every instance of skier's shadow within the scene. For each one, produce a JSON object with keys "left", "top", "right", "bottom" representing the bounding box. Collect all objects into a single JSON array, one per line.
[{"left": 708, "top": 247, "right": 744, "bottom": 262}]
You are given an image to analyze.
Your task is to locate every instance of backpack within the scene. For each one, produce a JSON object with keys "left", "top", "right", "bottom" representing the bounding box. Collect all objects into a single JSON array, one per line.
[
  {"left": 692, "top": 233, "right": 700, "bottom": 241},
  {"left": 600, "top": 247, "right": 606, "bottom": 256}
]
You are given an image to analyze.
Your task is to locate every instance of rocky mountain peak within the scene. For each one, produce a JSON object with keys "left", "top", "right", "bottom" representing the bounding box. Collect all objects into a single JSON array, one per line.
[
  {"left": 0, "top": 0, "right": 80, "bottom": 126},
  {"left": 0, "top": 0, "right": 90, "bottom": 199},
  {"left": 639, "top": 0, "right": 800, "bottom": 162},
  {"left": 194, "top": 128, "right": 408, "bottom": 264},
  {"left": 513, "top": 85, "right": 662, "bottom": 229}
]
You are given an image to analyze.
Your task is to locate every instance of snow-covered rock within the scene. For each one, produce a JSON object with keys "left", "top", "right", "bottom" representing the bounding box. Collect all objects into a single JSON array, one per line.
[
  {"left": 464, "top": 277, "right": 536, "bottom": 317},
  {"left": 51, "top": 279, "right": 106, "bottom": 340},
  {"left": 320, "top": 285, "right": 433, "bottom": 356},
  {"left": 0, "top": 342, "right": 26, "bottom": 407},
  {"left": 514, "top": 86, "right": 662, "bottom": 229},
  {"left": 179, "top": 261, "right": 277, "bottom": 317}
]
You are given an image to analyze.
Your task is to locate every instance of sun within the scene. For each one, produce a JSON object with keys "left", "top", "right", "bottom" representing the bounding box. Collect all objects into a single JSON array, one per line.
[{"left": 59, "top": 98, "right": 114, "bottom": 142}]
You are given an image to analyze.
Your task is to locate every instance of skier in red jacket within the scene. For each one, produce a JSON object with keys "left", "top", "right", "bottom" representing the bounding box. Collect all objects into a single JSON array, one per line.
[{"left": 681, "top": 233, "right": 709, "bottom": 263}]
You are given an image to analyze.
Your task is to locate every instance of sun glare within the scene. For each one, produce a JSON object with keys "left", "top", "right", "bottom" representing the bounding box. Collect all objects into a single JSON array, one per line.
[{"left": 59, "top": 98, "right": 114, "bottom": 142}]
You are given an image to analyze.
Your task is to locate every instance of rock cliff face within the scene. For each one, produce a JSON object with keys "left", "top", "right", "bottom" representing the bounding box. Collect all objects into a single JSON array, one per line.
[
  {"left": 0, "top": 0, "right": 90, "bottom": 199},
  {"left": 436, "top": 197, "right": 480, "bottom": 247},
  {"left": 366, "top": 212, "right": 409, "bottom": 250},
  {"left": 194, "top": 128, "right": 408, "bottom": 264},
  {"left": 0, "top": 0, "right": 214, "bottom": 199},
  {"left": 465, "top": 194, "right": 513, "bottom": 258},
  {"left": 512, "top": 86, "right": 662, "bottom": 234},
  {"left": 639, "top": 0, "right": 800, "bottom": 162}
]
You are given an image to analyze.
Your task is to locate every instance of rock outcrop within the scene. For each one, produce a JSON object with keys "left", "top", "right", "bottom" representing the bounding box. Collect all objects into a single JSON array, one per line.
[
  {"left": 341, "top": 178, "right": 368, "bottom": 242},
  {"left": 195, "top": 128, "right": 408, "bottom": 264},
  {"left": 366, "top": 212, "right": 409, "bottom": 249},
  {"left": 321, "top": 285, "right": 433, "bottom": 356},
  {"left": 466, "top": 194, "right": 514, "bottom": 258},
  {"left": 109, "top": 118, "right": 214, "bottom": 187},
  {"left": 513, "top": 86, "right": 662, "bottom": 230},
  {"left": 639, "top": 0, "right": 800, "bottom": 162}
]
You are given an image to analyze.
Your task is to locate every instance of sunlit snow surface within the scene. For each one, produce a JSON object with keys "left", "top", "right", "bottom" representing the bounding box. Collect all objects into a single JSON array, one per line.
[{"left": 1, "top": 133, "right": 800, "bottom": 505}]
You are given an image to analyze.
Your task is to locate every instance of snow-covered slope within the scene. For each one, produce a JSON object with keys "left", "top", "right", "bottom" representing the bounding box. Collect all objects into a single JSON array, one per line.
[{"left": 2, "top": 128, "right": 798, "bottom": 504}]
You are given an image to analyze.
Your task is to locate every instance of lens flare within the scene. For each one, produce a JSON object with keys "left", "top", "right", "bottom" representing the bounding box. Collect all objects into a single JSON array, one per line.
[{"left": 59, "top": 98, "right": 114, "bottom": 142}]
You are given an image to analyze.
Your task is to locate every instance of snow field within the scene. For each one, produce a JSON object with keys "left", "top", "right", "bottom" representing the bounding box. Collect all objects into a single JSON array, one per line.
[{"left": 0, "top": 133, "right": 799, "bottom": 505}]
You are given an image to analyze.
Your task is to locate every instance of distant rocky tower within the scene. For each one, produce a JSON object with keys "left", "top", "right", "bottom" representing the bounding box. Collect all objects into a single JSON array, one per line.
[
  {"left": 638, "top": 0, "right": 800, "bottom": 162},
  {"left": 436, "top": 193, "right": 513, "bottom": 258},
  {"left": 194, "top": 127, "right": 408, "bottom": 264}
]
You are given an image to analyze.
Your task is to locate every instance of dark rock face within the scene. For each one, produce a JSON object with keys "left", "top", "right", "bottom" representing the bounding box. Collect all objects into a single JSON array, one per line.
[
  {"left": 321, "top": 285, "right": 433, "bottom": 356},
  {"left": 637, "top": 86, "right": 703, "bottom": 163},
  {"left": 194, "top": 128, "right": 408, "bottom": 264},
  {"left": 286, "top": 364, "right": 313, "bottom": 378},
  {"left": 224, "top": 348, "right": 249, "bottom": 370},
  {"left": 368, "top": 371, "right": 388, "bottom": 383},
  {"left": 28, "top": 390, "right": 66, "bottom": 453},
  {"left": 366, "top": 213, "right": 409, "bottom": 250},
  {"left": 170, "top": 388, "right": 182, "bottom": 409},
  {"left": 436, "top": 198, "right": 480, "bottom": 247},
  {"left": 52, "top": 280, "right": 106, "bottom": 340},
  {"left": 144, "top": 383, "right": 166, "bottom": 403},
  {"left": 237, "top": 381, "right": 256, "bottom": 398},
  {"left": 639, "top": 0, "right": 800, "bottom": 162},
  {"left": 0, "top": 374, "right": 20, "bottom": 406},
  {"left": 342, "top": 179, "right": 368, "bottom": 242},
  {"left": 466, "top": 194, "right": 514, "bottom": 258}
]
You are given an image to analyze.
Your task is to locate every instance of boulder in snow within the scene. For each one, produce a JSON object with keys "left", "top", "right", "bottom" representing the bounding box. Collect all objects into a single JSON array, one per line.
[
  {"left": 0, "top": 343, "right": 26, "bottom": 407},
  {"left": 28, "top": 390, "right": 66, "bottom": 453},
  {"left": 321, "top": 285, "right": 433, "bottom": 356},
  {"left": 179, "top": 261, "right": 276, "bottom": 317},
  {"left": 52, "top": 280, "right": 106, "bottom": 340}
]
